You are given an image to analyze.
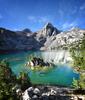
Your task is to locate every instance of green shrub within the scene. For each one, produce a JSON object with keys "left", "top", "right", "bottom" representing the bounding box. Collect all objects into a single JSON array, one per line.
[{"left": 70, "top": 33, "right": 85, "bottom": 89}]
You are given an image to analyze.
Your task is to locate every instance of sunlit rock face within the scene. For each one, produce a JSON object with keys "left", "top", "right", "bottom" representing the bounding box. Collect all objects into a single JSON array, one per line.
[
  {"left": 35, "top": 22, "right": 60, "bottom": 43},
  {"left": 37, "top": 22, "right": 60, "bottom": 37},
  {"left": 41, "top": 27, "right": 85, "bottom": 50},
  {"left": 34, "top": 50, "right": 73, "bottom": 65}
]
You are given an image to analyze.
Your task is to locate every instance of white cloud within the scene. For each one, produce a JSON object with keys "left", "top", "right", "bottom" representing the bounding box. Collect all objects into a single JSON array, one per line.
[
  {"left": 27, "top": 16, "right": 49, "bottom": 24},
  {"left": 62, "top": 21, "right": 77, "bottom": 30},
  {"left": 80, "top": 4, "right": 85, "bottom": 10}
]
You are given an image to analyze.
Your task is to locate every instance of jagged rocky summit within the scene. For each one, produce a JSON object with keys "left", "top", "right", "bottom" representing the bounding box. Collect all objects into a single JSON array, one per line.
[{"left": 0, "top": 23, "right": 85, "bottom": 52}]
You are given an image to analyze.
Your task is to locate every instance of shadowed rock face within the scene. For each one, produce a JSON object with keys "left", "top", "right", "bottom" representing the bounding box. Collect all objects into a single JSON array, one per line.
[
  {"left": 22, "top": 28, "right": 32, "bottom": 33},
  {"left": 35, "top": 23, "right": 60, "bottom": 41},
  {"left": 0, "top": 23, "right": 85, "bottom": 51},
  {"left": 40, "top": 22, "right": 60, "bottom": 36},
  {"left": 16, "top": 28, "right": 32, "bottom": 36},
  {"left": 32, "top": 22, "right": 60, "bottom": 47},
  {"left": 0, "top": 27, "right": 41, "bottom": 51}
]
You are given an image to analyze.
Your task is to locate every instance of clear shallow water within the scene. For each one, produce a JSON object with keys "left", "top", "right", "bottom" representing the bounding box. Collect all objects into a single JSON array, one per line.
[{"left": 0, "top": 51, "right": 79, "bottom": 87}]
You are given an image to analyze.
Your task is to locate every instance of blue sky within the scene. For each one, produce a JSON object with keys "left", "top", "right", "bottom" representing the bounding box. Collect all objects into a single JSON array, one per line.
[{"left": 0, "top": 0, "right": 85, "bottom": 31}]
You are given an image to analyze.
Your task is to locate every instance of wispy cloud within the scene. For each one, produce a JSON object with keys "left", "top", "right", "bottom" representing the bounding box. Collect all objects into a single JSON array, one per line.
[
  {"left": 80, "top": 3, "right": 85, "bottom": 10},
  {"left": 27, "top": 16, "right": 49, "bottom": 24},
  {"left": 62, "top": 21, "right": 77, "bottom": 30},
  {"left": 27, "top": 16, "right": 37, "bottom": 23}
]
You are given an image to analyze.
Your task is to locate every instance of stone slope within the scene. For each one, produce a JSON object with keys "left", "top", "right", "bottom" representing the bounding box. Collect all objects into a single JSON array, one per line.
[{"left": 40, "top": 27, "right": 85, "bottom": 50}]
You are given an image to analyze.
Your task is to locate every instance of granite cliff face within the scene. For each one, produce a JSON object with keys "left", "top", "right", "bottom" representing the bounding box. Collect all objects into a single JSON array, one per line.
[
  {"left": 0, "top": 23, "right": 85, "bottom": 51},
  {"left": 36, "top": 23, "right": 60, "bottom": 38},
  {"left": 41, "top": 27, "right": 85, "bottom": 50},
  {"left": 34, "top": 22, "right": 60, "bottom": 45}
]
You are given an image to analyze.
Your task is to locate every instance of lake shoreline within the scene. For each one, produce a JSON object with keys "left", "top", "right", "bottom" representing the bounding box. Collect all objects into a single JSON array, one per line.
[
  {"left": 0, "top": 50, "right": 79, "bottom": 86},
  {"left": 0, "top": 49, "right": 28, "bottom": 54}
]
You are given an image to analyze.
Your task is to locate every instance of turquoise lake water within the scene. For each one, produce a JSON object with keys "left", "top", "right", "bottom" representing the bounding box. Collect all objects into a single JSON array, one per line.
[{"left": 0, "top": 51, "right": 79, "bottom": 87}]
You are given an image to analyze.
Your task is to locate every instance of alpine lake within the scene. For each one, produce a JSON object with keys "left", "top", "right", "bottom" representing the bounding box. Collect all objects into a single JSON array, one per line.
[{"left": 0, "top": 50, "right": 79, "bottom": 87}]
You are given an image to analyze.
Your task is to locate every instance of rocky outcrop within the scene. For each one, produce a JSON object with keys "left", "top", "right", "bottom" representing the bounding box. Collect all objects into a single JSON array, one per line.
[
  {"left": 20, "top": 86, "right": 85, "bottom": 100},
  {"left": 22, "top": 86, "right": 70, "bottom": 100}
]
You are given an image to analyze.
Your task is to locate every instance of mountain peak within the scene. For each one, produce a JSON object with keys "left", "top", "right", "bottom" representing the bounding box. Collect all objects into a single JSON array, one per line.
[
  {"left": 44, "top": 22, "right": 54, "bottom": 29},
  {"left": 22, "top": 28, "right": 32, "bottom": 33},
  {"left": 36, "top": 22, "right": 60, "bottom": 39}
]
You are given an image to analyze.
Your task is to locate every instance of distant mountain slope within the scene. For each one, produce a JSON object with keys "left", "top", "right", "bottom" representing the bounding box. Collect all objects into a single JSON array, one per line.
[
  {"left": 0, "top": 27, "right": 41, "bottom": 51},
  {"left": 0, "top": 23, "right": 85, "bottom": 52},
  {"left": 16, "top": 28, "right": 33, "bottom": 36}
]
